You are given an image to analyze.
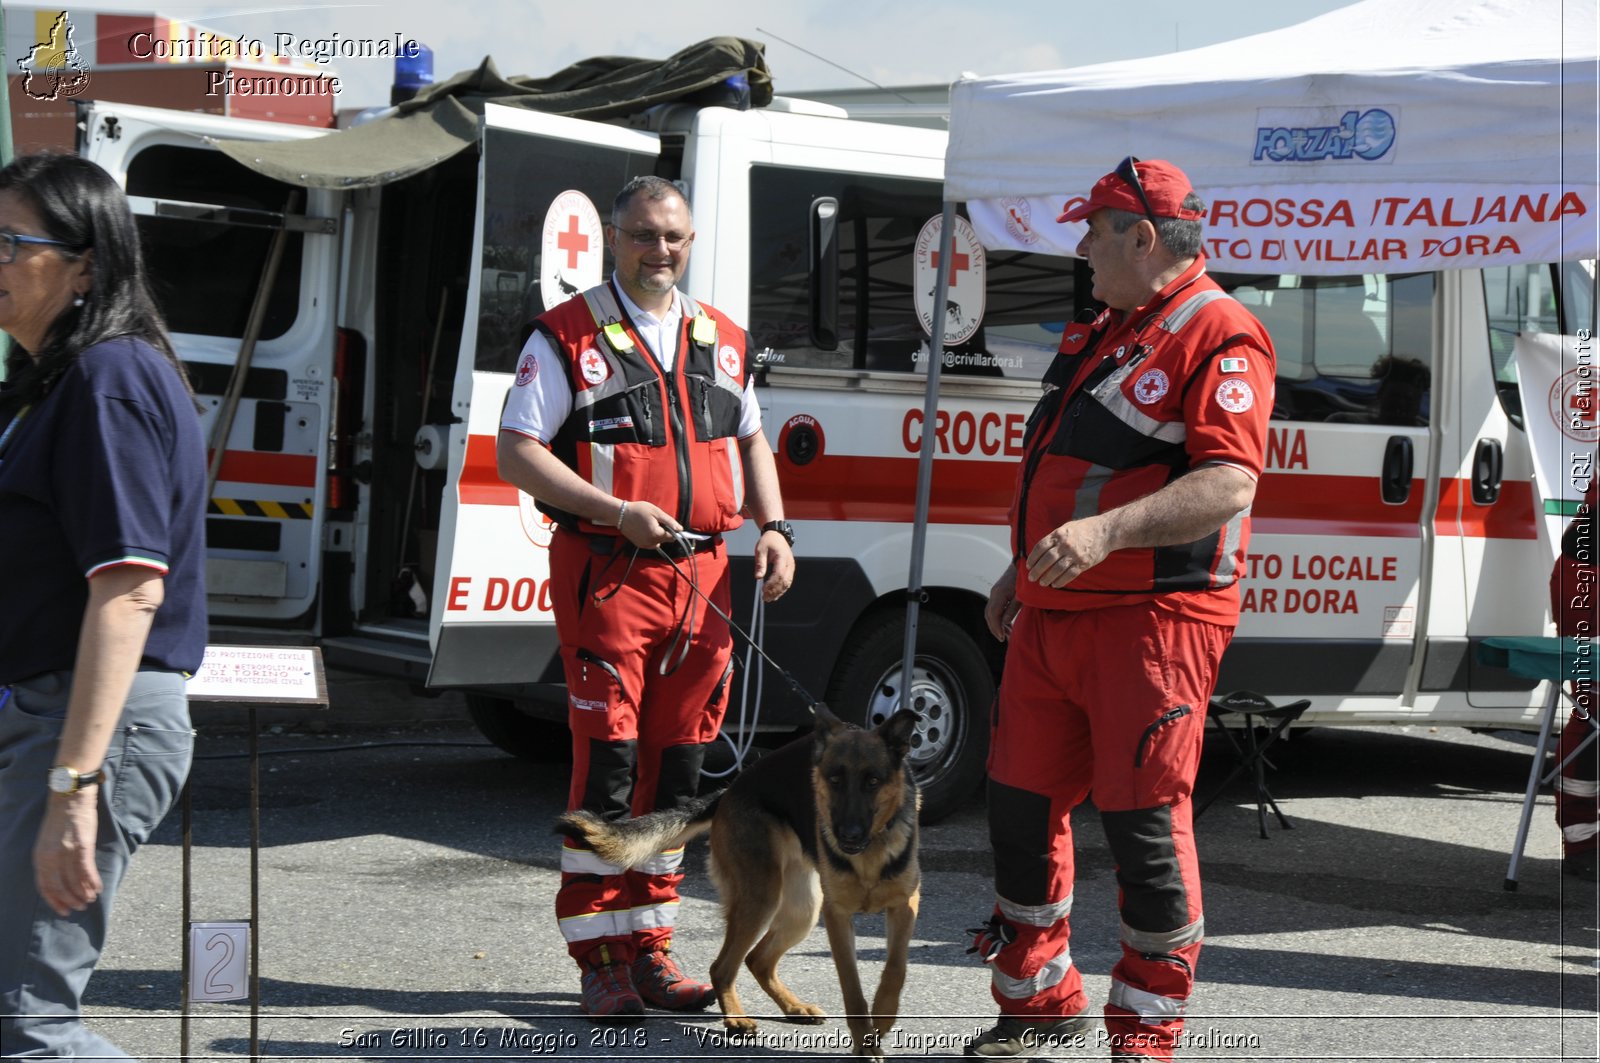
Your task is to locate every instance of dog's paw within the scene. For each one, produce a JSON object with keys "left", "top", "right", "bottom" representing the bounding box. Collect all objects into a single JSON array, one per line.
[
  {"left": 722, "top": 1014, "right": 759, "bottom": 1035},
  {"left": 783, "top": 1002, "right": 827, "bottom": 1025}
]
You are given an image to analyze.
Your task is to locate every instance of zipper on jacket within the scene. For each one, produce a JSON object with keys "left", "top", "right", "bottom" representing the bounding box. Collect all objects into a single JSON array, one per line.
[
  {"left": 666, "top": 373, "right": 692, "bottom": 527},
  {"left": 1133, "top": 704, "right": 1192, "bottom": 768}
]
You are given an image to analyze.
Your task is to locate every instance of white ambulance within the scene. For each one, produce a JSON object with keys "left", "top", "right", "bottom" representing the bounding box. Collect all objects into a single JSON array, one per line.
[{"left": 77, "top": 12, "right": 1591, "bottom": 820}]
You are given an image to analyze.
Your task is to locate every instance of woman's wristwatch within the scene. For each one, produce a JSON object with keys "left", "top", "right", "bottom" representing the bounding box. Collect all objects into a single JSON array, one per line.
[{"left": 48, "top": 764, "right": 105, "bottom": 794}]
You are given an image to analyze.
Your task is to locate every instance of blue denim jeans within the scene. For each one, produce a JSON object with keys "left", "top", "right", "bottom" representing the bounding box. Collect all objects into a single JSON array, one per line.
[{"left": 0, "top": 669, "right": 193, "bottom": 1060}]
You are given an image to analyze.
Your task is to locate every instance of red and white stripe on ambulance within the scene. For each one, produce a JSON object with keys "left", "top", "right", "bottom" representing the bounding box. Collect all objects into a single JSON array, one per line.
[{"left": 443, "top": 374, "right": 558, "bottom": 622}]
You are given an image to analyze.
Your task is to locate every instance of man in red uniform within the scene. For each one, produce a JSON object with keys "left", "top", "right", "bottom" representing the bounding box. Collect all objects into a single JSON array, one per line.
[
  {"left": 965, "top": 159, "right": 1275, "bottom": 1060},
  {"left": 498, "top": 176, "right": 796, "bottom": 1020}
]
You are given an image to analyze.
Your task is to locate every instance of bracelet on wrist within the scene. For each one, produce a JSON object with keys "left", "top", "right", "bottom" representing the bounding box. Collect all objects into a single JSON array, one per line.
[{"left": 616, "top": 500, "right": 629, "bottom": 528}]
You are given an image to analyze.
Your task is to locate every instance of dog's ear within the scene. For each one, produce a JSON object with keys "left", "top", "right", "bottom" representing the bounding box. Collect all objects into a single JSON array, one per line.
[
  {"left": 877, "top": 707, "right": 921, "bottom": 763},
  {"left": 811, "top": 703, "right": 847, "bottom": 762},
  {"left": 811, "top": 702, "right": 847, "bottom": 735}
]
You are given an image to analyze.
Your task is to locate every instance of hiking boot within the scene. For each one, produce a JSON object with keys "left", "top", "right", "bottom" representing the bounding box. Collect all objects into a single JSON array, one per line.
[
  {"left": 579, "top": 961, "right": 644, "bottom": 1021},
  {"left": 631, "top": 948, "right": 715, "bottom": 1011},
  {"left": 965, "top": 1012, "right": 1095, "bottom": 1058}
]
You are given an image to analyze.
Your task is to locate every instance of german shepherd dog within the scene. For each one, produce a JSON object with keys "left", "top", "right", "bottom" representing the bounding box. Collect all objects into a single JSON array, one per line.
[{"left": 556, "top": 705, "right": 922, "bottom": 1058}]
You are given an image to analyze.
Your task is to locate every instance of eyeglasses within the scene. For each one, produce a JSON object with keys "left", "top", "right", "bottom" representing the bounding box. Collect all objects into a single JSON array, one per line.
[
  {"left": 1115, "top": 156, "right": 1160, "bottom": 228},
  {"left": 618, "top": 228, "right": 692, "bottom": 251},
  {"left": 0, "top": 231, "right": 75, "bottom": 263}
]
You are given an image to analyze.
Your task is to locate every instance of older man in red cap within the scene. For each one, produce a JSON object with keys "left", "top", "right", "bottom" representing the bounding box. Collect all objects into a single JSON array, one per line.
[{"left": 965, "top": 158, "right": 1276, "bottom": 1061}]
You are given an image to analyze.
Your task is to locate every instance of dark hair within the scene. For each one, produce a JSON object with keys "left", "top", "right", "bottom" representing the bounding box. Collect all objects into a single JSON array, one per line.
[
  {"left": 0, "top": 153, "right": 189, "bottom": 410},
  {"left": 611, "top": 175, "right": 689, "bottom": 224},
  {"left": 1106, "top": 192, "right": 1207, "bottom": 259}
]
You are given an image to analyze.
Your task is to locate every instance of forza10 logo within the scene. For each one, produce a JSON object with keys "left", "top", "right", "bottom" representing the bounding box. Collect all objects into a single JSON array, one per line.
[{"left": 1254, "top": 108, "right": 1396, "bottom": 163}]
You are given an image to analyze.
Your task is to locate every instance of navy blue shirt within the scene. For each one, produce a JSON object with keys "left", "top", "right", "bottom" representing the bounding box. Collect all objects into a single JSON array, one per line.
[{"left": 0, "top": 336, "right": 207, "bottom": 682}]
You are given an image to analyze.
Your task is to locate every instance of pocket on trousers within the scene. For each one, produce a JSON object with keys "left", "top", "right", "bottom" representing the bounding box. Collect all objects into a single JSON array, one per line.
[
  {"left": 563, "top": 647, "right": 631, "bottom": 741},
  {"left": 7, "top": 671, "right": 72, "bottom": 721},
  {"left": 1132, "top": 705, "right": 1193, "bottom": 770},
  {"left": 107, "top": 699, "right": 193, "bottom": 846}
]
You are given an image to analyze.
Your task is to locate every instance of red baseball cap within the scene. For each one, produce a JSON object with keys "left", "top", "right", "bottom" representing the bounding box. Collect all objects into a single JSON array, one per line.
[{"left": 1057, "top": 157, "right": 1205, "bottom": 223}]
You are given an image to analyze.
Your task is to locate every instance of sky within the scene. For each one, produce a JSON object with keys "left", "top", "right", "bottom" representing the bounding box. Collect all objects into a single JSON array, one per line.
[{"left": 10, "top": 0, "right": 1361, "bottom": 112}]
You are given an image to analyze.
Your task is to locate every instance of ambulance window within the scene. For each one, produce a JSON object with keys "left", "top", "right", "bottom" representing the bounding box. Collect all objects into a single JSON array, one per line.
[
  {"left": 475, "top": 129, "right": 656, "bottom": 372},
  {"left": 1217, "top": 272, "right": 1433, "bottom": 426},
  {"left": 747, "top": 165, "right": 1066, "bottom": 379},
  {"left": 1483, "top": 261, "right": 1599, "bottom": 428},
  {"left": 124, "top": 145, "right": 303, "bottom": 341}
]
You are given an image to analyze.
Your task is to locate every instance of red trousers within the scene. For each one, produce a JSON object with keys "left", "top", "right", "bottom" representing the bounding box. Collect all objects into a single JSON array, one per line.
[
  {"left": 984, "top": 601, "right": 1231, "bottom": 1061},
  {"left": 550, "top": 528, "right": 734, "bottom": 964}
]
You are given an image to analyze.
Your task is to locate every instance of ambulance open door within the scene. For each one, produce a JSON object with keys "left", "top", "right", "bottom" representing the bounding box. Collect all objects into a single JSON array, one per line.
[{"left": 80, "top": 102, "right": 342, "bottom": 626}]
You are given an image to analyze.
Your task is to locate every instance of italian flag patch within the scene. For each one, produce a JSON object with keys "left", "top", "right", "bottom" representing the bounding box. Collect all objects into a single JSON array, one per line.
[{"left": 1220, "top": 357, "right": 1248, "bottom": 373}]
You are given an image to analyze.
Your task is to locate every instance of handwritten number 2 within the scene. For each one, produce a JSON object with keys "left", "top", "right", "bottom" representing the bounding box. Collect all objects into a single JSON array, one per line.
[{"left": 202, "top": 933, "right": 237, "bottom": 997}]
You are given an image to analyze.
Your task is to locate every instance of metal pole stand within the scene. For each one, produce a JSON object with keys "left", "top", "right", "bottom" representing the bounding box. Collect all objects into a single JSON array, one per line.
[{"left": 181, "top": 647, "right": 328, "bottom": 1059}]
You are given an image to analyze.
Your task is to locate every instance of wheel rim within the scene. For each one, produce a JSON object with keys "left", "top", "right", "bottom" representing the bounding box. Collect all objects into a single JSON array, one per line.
[{"left": 865, "top": 657, "right": 966, "bottom": 781}]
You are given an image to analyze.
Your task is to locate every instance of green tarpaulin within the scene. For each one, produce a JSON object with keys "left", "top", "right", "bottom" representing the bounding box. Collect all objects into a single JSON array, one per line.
[{"left": 214, "top": 36, "right": 772, "bottom": 189}]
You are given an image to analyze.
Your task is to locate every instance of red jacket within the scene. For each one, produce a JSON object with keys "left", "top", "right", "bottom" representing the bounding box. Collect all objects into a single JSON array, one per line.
[
  {"left": 535, "top": 282, "right": 750, "bottom": 536},
  {"left": 1011, "top": 258, "right": 1275, "bottom": 621}
]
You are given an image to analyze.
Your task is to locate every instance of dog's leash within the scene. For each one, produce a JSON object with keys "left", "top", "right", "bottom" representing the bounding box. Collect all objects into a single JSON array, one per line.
[{"left": 650, "top": 530, "right": 824, "bottom": 715}]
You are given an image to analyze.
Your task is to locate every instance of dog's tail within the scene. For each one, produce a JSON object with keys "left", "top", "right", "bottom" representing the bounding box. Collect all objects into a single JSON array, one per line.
[{"left": 554, "top": 791, "right": 723, "bottom": 869}]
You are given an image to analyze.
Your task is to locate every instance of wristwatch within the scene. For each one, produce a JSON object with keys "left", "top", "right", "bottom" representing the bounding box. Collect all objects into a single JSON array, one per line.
[
  {"left": 760, "top": 519, "right": 796, "bottom": 547},
  {"left": 47, "top": 765, "right": 104, "bottom": 795}
]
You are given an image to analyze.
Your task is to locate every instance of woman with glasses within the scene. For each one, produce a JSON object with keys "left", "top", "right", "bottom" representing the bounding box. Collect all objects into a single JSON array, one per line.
[{"left": 0, "top": 153, "right": 207, "bottom": 1060}]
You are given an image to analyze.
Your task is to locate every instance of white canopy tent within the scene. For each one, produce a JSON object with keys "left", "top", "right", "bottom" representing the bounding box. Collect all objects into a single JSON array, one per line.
[
  {"left": 898, "top": 0, "right": 1598, "bottom": 690},
  {"left": 945, "top": 0, "right": 1598, "bottom": 273}
]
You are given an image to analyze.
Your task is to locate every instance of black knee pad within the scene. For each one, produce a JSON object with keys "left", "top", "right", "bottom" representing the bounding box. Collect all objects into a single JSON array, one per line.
[
  {"left": 988, "top": 779, "right": 1054, "bottom": 905},
  {"left": 582, "top": 738, "right": 637, "bottom": 820},
  {"left": 653, "top": 742, "right": 709, "bottom": 811},
  {"left": 1100, "top": 805, "right": 1188, "bottom": 931}
]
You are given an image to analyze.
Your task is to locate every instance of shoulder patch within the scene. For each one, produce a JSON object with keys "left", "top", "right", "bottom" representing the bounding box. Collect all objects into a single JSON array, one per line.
[
  {"left": 1219, "top": 356, "right": 1248, "bottom": 374},
  {"left": 1215, "top": 378, "right": 1255, "bottom": 414},
  {"left": 515, "top": 351, "right": 538, "bottom": 387}
]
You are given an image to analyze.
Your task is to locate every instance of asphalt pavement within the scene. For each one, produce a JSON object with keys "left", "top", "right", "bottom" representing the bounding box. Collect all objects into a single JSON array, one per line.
[{"left": 75, "top": 685, "right": 1600, "bottom": 1062}]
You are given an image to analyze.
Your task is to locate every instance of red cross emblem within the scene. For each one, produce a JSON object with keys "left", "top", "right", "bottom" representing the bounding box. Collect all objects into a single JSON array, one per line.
[
  {"left": 557, "top": 215, "right": 590, "bottom": 270},
  {"left": 1215, "top": 377, "right": 1254, "bottom": 413},
  {"left": 931, "top": 247, "right": 970, "bottom": 287},
  {"left": 579, "top": 349, "right": 609, "bottom": 385},
  {"left": 1133, "top": 369, "right": 1169, "bottom": 405},
  {"left": 718, "top": 345, "right": 741, "bottom": 378}
]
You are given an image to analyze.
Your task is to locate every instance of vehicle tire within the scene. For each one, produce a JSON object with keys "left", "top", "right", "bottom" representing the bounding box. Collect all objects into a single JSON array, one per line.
[
  {"left": 465, "top": 693, "right": 571, "bottom": 763},
  {"left": 825, "top": 610, "right": 993, "bottom": 823}
]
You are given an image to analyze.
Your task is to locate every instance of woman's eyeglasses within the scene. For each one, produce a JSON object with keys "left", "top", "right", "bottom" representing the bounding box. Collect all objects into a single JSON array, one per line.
[{"left": 0, "top": 231, "right": 75, "bottom": 263}]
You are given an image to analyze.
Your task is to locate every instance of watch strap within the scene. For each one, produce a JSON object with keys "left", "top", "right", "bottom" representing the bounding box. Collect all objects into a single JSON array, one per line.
[
  {"left": 50, "top": 765, "right": 104, "bottom": 793},
  {"left": 760, "top": 519, "right": 795, "bottom": 546}
]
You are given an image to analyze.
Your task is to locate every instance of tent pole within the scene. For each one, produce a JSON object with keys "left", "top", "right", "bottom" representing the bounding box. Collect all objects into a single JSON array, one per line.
[{"left": 900, "top": 200, "right": 957, "bottom": 715}]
